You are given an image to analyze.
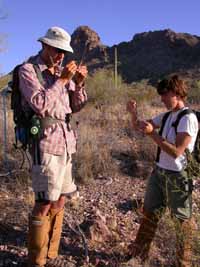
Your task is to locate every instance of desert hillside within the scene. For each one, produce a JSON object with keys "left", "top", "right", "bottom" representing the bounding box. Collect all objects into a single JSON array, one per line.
[{"left": 0, "top": 69, "right": 200, "bottom": 266}]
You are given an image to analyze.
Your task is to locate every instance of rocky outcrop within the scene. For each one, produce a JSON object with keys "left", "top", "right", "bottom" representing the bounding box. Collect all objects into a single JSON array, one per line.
[
  {"left": 70, "top": 26, "right": 200, "bottom": 82},
  {"left": 71, "top": 26, "right": 102, "bottom": 53},
  {"left": 116, "top": 29, "right": 200, "bottom": 82},
  {"left": 68, "top": 26, "right": 109, "bottom": 69}
]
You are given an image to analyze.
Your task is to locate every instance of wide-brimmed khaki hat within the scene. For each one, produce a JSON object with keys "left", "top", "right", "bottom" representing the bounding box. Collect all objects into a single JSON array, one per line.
[{"left": 38, "top": 26, "right": 73, "bottom": 53}]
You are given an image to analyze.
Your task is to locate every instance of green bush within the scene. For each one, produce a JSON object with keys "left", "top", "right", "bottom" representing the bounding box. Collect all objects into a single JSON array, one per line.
[
  {"left": 86, "top": 69, "right": 158, "bottom": 110},
  {"left": 0, "top": 74, "right": 11, "bottom": 91},
  {"left": 188, "top": 80, "right": 200, "bottom": 104},
  {"left": 86, "top": 69, "right": 131, "bottom": 107}
]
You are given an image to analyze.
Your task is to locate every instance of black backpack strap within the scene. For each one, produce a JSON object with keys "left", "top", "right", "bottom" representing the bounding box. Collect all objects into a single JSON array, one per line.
[
  {"left": 194, "top": 111, "right": 200, "bottom": 122},
  {"left": 172, "top": 109, "right": 194, "bottom": 135},
  {"left": 156, "top": 109, "right": 194, "bottom": 163},
  {"left": 26, "top": 55, "right": 45, "bottom": 86},
  {"left": 156, "top": 111, "right": 171, "bottom": 162},
  {"left": 32, "top": 64, "right": 45, "bottom": 86}
]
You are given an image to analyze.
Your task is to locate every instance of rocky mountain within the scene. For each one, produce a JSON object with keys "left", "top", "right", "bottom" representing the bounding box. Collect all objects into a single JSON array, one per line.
[
  {"left": 1, "top": 26, "right": 200, "bottom": 88},
  {"left": 66, "top": 26, "right": 109, "bottom": 70},
  {"left": 70, "top": 26, "right": 200, "bottom": 83}
]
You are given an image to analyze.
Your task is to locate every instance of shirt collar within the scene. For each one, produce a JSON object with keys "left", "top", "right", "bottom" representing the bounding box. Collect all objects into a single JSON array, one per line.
[{"left": 33, "top": 52, "right": 49, "bottom": 72}]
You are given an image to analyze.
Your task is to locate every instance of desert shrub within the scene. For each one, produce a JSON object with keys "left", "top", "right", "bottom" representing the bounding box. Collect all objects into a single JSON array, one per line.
[
  {"left": 73, "top": 103, "right": 133, "bottom": 182},
  {"left": 86, "top": 69, "right": 133, "bottom": 107},
  {"left": 126, "top": 79, "right": 158, "bottom": 104},
  {"left": 188, "top": 80, "right": 200, "bottom": 104},
  {"left": 0, "top": 73, "right": 11, "bottom": 90},
  {"left": 73, "top": 121, "right": 118, "bottom": 182},
  {"left": 86, "top": 69, "right": 159, "bottom": 111},
  {"left": 0, "top": 101, "right": 15, "bottom": 154}
]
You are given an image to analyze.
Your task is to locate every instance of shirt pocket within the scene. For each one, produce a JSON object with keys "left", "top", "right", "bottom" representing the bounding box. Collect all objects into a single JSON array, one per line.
[{"left": 40, "top": 124, "right": 65, "bottom": 155}]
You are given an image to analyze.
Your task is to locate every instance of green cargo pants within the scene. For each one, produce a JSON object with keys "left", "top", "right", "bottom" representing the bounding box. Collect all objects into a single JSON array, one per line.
[{"left": 144, "top": 166, "right": 192, "bottom": 220}]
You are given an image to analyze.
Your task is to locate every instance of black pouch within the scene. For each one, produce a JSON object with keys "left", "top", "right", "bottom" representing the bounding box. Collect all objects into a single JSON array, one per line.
[{"left": 188, "top": 178, "right": 194, "bottom": 193}]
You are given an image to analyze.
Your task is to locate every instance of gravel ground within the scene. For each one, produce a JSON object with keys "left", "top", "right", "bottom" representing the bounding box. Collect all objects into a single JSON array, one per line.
[{"left": 0, "top": 167, "right": 200, "bottom": 267}]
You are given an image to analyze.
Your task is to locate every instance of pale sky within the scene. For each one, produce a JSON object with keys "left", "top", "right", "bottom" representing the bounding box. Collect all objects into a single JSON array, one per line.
[{"left": 0, "top": 0, "right": 200, "bottom": 74}]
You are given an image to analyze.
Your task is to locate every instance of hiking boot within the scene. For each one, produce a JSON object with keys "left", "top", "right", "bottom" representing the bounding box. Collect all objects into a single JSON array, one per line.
[
  {"left": 47, "top": 208, "right": 64, "bottom": 259},
  {"left": 28, "top": 214, "right": 50, "bottom": 267},
  {"left": 175, "top": 217, "right": 195, "bottom": 267},
  {"left": 126, "top": 211, "right": 159, "bottom": 261}
]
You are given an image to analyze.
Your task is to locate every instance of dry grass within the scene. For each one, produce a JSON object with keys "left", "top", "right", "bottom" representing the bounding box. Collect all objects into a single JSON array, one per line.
[
  {"left": 0, "top": 74, "right": 11, "bottom": 91},
  {"left": 73, "top": 104, "right": 130, "bottom": 182}
]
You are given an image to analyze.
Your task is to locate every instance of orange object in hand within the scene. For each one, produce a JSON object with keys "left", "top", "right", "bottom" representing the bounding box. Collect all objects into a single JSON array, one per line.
[{"left": 144, "top": 122, "right": 154, "bottom": 134}]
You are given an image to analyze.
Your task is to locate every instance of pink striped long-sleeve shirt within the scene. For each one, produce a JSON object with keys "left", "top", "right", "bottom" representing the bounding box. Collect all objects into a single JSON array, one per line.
[{"left": 18, "top": 54, "right": 87, "bottom": 155}]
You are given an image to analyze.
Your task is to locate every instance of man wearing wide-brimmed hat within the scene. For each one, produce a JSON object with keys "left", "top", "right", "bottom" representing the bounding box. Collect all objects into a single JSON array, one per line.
[{"left": 18, "top": 26, "right": 88, "bottom": 266}]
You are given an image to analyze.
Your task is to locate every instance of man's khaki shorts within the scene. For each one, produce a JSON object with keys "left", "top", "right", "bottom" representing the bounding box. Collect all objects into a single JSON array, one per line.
[{"left": 31, "top": 148, "right": 77, "bottom": 202}]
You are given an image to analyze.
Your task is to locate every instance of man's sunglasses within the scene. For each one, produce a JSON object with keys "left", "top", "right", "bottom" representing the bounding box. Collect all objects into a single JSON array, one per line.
[{"left": 54, "top": 47, "right": 67, "bottom": 54}]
